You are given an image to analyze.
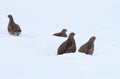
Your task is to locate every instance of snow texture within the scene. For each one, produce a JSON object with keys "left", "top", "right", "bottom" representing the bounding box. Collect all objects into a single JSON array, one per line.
[{"left": 0, "top": 0, "right": 120, "bottom": 79}]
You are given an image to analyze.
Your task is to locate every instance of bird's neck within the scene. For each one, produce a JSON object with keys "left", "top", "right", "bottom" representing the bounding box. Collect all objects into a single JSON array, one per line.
[
  {"left": 88, "top": 39, "right": 95, "bottom": 44},
  {"left": 9, "top": 17, "right": 15, "bottom": 24},
  {"left": 68, "top": 36, "right": 74, "bottom": 41}
]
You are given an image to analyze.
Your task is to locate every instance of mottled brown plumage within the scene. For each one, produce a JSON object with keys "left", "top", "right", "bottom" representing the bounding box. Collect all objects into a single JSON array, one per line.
[
  {"left": 53, "top": 29, "right": 67, "bottom": 37},
  {"left": 57, "top": 32, "right": 76, "bottom": 55},
  {"left": 78, "top": 36, "right": 96, "bottom": 55},
  {"left": 8, "top": 15, "right": 21, "bottom": 36}
]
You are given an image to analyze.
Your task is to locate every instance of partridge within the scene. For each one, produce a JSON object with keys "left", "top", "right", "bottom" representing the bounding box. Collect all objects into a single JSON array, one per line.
[
  {"left": 57, "top": 32, "right": 76, "bottom": 55},
  {"left": 53, "top": 29, "right": 67, "bottom": 37},
  {"left": 78, "top": 36, "right": 96, "bottom": 55},
  {"left": 8, "top": 15, "right": 21, "bottom": 36}
]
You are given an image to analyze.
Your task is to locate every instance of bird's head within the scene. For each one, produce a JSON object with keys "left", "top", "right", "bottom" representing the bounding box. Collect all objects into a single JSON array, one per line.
[
  {"left": 8, "top": 15, "right": 13, "bottom": 18},
  {"left": 91, "top": 36, "right": 96, "bottom": 40},
  {"left": 89, "top": 36, "right": 96, "bottom": 43},
  {"left": 69, "top": 32, "right": 75, "bottom": 37},
  {"left": 62, "top": 29, "right": 67, "bottom": 33}
]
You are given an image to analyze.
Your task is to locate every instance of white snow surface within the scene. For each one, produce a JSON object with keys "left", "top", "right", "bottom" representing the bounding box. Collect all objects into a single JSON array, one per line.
[{"left": 0, "top": 0, "right": 120, "bottom": 79}]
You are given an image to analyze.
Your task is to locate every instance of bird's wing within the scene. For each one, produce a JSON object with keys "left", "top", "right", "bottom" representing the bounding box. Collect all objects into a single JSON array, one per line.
[
  {"left": 13, "top": 23, "right": 21, "bottom": 31},
  {"left": 53, "top": 32, "right": 62, "bottom": 36},
  {"left": 65, "top": 41, "right": 74, "bottom": 52},
  {"left": 57, "top": 41, "right": 68, "bottom": 55},
  {"left": 86, "top": 43, "right": 93, "bottom": 54}
]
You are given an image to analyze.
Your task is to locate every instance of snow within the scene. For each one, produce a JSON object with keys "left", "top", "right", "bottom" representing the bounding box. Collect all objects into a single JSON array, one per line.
[{"left": 0, "top": 0, "right": 120, "bottom": 79}]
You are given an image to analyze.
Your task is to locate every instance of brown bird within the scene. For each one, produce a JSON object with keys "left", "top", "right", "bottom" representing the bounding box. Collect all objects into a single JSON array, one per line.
[
  {"left": 8, "top": 15, "right": 21, "bottom": 36},
  {"left": 78, "top": 36, "right": 96, "bottom": 55},
  {"left": 57, "top": 32, "right": 76, "bottom": 55},
  {"left": 53, "top": 29, "right": 67, "bottom": 37}
]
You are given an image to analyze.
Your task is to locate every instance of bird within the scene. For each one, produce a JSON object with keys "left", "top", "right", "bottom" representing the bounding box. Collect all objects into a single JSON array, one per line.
[
  {"left": 78, "top": 36, "right": 96, "bottom": 55},
  {"left": 57, "top": 32, "right": 76, "bottom": 55},
  {"left": 53, "top": 29, "right": 67, "bottom": 37},
  {"left": 7, "top": 14, "right": 21, "bottom": 36}
]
